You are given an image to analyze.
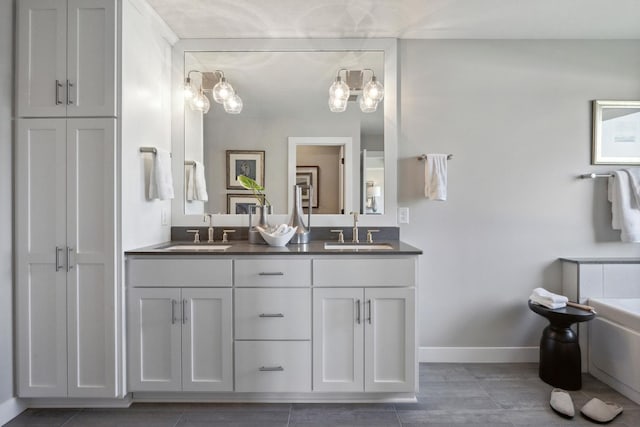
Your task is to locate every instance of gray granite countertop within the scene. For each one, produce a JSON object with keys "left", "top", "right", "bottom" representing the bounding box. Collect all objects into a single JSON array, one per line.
[
  {"left": 126, "top": 240, "right": 422, "bottom": 256},
  {"left": 560, "top": 257, "right": 640, "bottom": 264}
]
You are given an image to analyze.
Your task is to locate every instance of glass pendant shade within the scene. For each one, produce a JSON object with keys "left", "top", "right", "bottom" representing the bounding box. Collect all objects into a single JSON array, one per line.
[
  {"left": 183, "top": 80, "right": 196, "bottom": 100},
  {"left": 329, "top": 77, "right": 350, "bottom": 101},
  {"left": 213, "top": 78, "right": 235, "bottom": 104},
  {"left": 359, "top": 94, "right": 378, "bottom": 113},
  {"left": 190, "top": 90, "right": 210, "bottom": 113},
  {"left": 223, "top": 93, "right": 243, "bottom": 114},
  {"left": 362, "top": 76, "right": 384, "bottom": 102},
  {"left": 329, "top": 96, "right": 347, "bottom": 113}
]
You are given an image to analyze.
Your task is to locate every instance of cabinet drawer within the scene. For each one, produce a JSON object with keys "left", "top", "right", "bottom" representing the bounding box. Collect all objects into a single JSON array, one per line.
[
  {"left": 313, "top": 258, "right": 416, "bottom": 287},
  {"left": 235, "top": 341, "right": 311, "bottom": 392},
  {"left": 234, "top": 259, "right": 311, "bottom": 287},
  {"left": 127, "top": 258, "right": 232, "bottom": 287},
  {"left": 235, "top": 289, "right": 310, "bottom": 340}
]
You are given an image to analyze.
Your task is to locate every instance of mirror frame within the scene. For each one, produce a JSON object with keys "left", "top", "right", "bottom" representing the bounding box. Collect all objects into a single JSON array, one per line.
[{"left": 171, "top": 38, "right": 398, "bottom": 227}]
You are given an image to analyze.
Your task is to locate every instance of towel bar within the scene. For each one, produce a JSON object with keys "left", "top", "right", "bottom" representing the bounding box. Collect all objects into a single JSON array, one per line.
[
  {"left": 140, "top": 146, "right": 172, "bottom": 157},
  {"left": 418, "top": 154, "right": 453, "bottom": 161},
  {"left": 185, "top": 160, "right": 196, "bottom": 166},
  {"left": 579, "top": 173, "right": 614, "bottom": 179}
]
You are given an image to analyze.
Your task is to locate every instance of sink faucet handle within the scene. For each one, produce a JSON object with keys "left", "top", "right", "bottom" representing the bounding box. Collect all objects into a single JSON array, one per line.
[
  {"left": 350, "top": 211, "right": 359, "bottom": 224},
  {"left": 186, "top": 229, "right": 200, "bottom": 243},
  {"left": 330, "top": 229, "right": 345, "bottom": 243},
  {"left": 366, "top": 229, "right": 380, "bottom": 244},
  {"left": 222, "top": 229, "right": 236, "bottom": 243}
]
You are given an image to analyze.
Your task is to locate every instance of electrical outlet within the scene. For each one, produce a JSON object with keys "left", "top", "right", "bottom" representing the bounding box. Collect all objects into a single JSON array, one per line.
[
  {"left": 161, "top": 208, "right": 169, "bottom": 225},
  {"left": 398, "top": 207, "right": 409, "bottom": 224}
]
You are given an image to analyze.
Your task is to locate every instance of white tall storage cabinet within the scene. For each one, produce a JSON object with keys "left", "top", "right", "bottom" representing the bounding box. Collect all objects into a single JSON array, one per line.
[
  {"left": 16, "top": 0, "right": 116, "bottom": 117},
  {"left": 15, "top": 0, "right": 118, "bottom": 398}
]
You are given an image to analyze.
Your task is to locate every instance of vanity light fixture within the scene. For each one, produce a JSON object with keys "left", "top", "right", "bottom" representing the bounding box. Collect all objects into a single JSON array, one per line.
[
  {"left": 328, "top": 68, "right": 384, "bottom": 113},
  {"left": 184, "top": 69, "right": 242, "bottom": 114}
]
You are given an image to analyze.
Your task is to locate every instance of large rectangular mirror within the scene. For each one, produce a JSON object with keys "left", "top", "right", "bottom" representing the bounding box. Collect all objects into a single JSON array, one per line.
[{"left": 171, "top": 39, "right": 397, "bottom": 227}]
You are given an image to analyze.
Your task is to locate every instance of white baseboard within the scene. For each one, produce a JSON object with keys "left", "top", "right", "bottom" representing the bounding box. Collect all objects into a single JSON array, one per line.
[
  {"left": 419, "top": 346, "right": 538, "bottom": 363},
  {"left": 0, "top": 397, "right": 27, "bottom": 426}
]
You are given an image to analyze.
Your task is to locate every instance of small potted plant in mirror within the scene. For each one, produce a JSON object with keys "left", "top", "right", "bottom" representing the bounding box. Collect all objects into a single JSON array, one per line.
[{"left": 237, "top": 175, "right": 272, "bottom": 244}]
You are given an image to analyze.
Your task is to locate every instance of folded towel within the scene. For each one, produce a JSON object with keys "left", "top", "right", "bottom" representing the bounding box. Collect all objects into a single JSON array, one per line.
[
  {"left": 424, "top": 154, "right": 448, "bottom": 201},
  {"left": 186, "top": 161, "right": 208, "bottom": 202},
  {"left": 148, "top": 148, "right": 174, "bottom": 200},
  {"left": 608, "top": 170, "right": 640, "bottom": 242},
  {"left": 529, "top": 287, "right": 568, "bottom": 309}
]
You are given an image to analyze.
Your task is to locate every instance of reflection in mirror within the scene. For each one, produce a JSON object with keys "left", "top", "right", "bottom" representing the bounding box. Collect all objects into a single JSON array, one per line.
[{"left": 182, "top": 50, "right": 384, "bottom": 216}]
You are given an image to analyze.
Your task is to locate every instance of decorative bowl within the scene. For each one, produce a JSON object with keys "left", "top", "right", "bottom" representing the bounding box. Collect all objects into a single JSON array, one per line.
[{"left": 257, "top": 225, "right": 297, "bottom": 247}]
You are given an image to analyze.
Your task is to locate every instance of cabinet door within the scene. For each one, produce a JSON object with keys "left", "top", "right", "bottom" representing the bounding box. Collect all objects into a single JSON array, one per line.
[
  {"left": 66, "top": 119, "right": 116, "bottom": 397},
  {"left": 128, "top": 288, "right": 182, "bottom": 392},
  {"left": 17, "top": 0, "right": 67, "bottom": 117},
  {"left": 16, "top": 119, "right": 68, "bottom": 397},
  {"left": 312, "top": 288, "right": 364, "bottom": 392},
  {"left": 364, "top": 288, "right": 416, "bottom": 392},
  {"left": 182, "top": 288, "right": 233, "bottom": 392},
  {"left": 66, "top": 0, "right": 116, "bottom": 117}
]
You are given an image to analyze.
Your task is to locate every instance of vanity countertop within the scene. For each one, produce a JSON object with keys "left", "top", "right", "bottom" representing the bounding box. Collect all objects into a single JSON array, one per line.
[
  {"left": 560, "top": 257, "right": 640, "bottom": 264},
  {"left": 126, "top": 240, "right": 422, "bottom": 256}
]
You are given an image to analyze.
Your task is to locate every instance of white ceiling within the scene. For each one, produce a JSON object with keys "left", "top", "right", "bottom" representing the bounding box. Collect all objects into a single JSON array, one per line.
[{"left": 146, "top": 0, "right": 640, "bottom": 40}]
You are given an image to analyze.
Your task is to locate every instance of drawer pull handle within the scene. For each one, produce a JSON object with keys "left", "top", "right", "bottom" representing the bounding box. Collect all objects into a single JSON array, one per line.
[
  {"left": 367, "top": 299, "right": 372, "bottom": 324},
  {"left": 258, "top": 272, "right": 284, "bottom": 276},
  {"left": 171, "top": 299, "right": 177, "bottom": 324},
  {"left": 356, "top": 299, "right": 361, "bottom": 324},
  {"left": 259, "top": 313, "right": 284, "bottom": 318},
  {"left": 259, "top": 366, "right": 284, "bottom": 372}
]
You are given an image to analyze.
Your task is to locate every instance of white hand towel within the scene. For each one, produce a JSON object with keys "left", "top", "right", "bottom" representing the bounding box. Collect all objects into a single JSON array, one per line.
[
  {"left": 608, "top": 170, "right": 640, "bottom": 242},
  {"left": 624, "top": 168, "right": 640, "bottom": 208},
  {"left": 193, "top": 161, "right": 208, "bottom": 202},
  {"left": 186, "top": 164, "right": 195, "bottom": 201},
  {"left": 148, "top": 148, "right": 174, "bottom": 200},
  {"left": 424, "top": 154, "right": 448, "bottom": 201}
]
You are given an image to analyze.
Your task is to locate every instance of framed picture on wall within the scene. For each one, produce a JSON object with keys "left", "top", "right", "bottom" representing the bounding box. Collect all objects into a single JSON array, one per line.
[
  {"left": 296, "top": 165, "right": 319, "bottom": 208},
  {"left": 227, "top": 194, "right": 264, "bottom": 214},
  {"left": 226, "top": 150, "right": 265, "bottom": 189},
  {"left": 592, "top": 100, "right": 640, "bottom": 165}
]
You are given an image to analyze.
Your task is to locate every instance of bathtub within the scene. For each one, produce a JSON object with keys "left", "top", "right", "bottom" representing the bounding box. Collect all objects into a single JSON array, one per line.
[{"left": 588, "top": 298, "right": 640, "bottom": 404}]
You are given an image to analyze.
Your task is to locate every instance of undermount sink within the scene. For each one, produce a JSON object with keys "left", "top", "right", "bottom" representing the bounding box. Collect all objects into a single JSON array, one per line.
[
  {"left": 324, "top": 242, "right": 394, "bottom": 250},
  {"left": 162, "top": 244, "right": 232, "bottom": 251}
]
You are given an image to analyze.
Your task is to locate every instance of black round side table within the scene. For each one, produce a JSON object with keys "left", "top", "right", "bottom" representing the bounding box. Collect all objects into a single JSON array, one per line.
[{"left": 528, "top": 300, "right": 595, "bottom": 390}]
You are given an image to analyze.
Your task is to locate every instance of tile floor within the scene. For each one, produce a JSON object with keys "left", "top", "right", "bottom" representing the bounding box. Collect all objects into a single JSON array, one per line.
[{"left": 5, "top": 363, "right": 640, "bottom": 426}]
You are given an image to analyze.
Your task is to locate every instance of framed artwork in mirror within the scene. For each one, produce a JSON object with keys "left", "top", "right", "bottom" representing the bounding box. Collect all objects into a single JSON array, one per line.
[
  {"left": 296, "top": 165, "right": 319, "bottom": 208},
  {"left": 226, "top": 150, "right": 265, "bottom": 189},
  {"left": 227, "top": 194, "right": 264, "bottom": 214},
  {"left": 592, "top": 100, "right": 640, "bottom": 165}
]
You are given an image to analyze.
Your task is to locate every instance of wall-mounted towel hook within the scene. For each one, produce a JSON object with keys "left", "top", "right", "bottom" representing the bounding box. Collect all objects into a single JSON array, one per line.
[{"left": 418, "top": 154, "right": 453, "bottom": 161}]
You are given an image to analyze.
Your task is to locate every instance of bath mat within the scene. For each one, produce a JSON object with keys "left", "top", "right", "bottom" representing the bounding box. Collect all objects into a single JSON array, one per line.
[
  {"left": 550, "top": 388, "right": 575, "bottom": 418},
  {"left": 580, "top": 397, "right": 623, "bottom": 423}
]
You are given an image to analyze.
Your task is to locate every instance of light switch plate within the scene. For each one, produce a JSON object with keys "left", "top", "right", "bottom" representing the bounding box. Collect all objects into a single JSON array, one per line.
[{"left": 398, "top": 207, "right": 409, "bottom": 224}]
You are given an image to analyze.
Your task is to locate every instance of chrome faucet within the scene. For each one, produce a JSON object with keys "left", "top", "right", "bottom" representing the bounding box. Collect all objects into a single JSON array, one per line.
[
  {"left": 350, "top": 211, "right": 359, "bottom": 243},
  {"left": 204, "top": 213, "right": 214, "bottom": 243}
]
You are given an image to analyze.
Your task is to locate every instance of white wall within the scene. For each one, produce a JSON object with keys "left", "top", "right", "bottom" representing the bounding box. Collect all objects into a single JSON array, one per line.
[
  {"left": 0, "top": 1, "right": 23, "bottom": 423},
  {"left": 121, "top": 0, "right": 176, "bottom": 250},
  {"left": 398, "top": 40, "right": 640, "bottom": 361}
]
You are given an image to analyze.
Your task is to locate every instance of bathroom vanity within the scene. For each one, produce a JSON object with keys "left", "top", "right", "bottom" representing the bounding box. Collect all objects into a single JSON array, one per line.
[{"left": 125, "top": 241, "right": 420, "bottom": 401}]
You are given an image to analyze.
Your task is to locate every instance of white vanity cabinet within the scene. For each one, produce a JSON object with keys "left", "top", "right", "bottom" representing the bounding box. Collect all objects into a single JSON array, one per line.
[
  {"left": 127, "top": 258, "right": 233, "bottom": 392},
  {"left": 17, "top": 0, "right": 116, "bottom": 117},
  {"left": 313, "top": 258, "right": 417, "bottom": 393},
  {"left": 16, "top": 118, "right": 116, "bottom": 398}
]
